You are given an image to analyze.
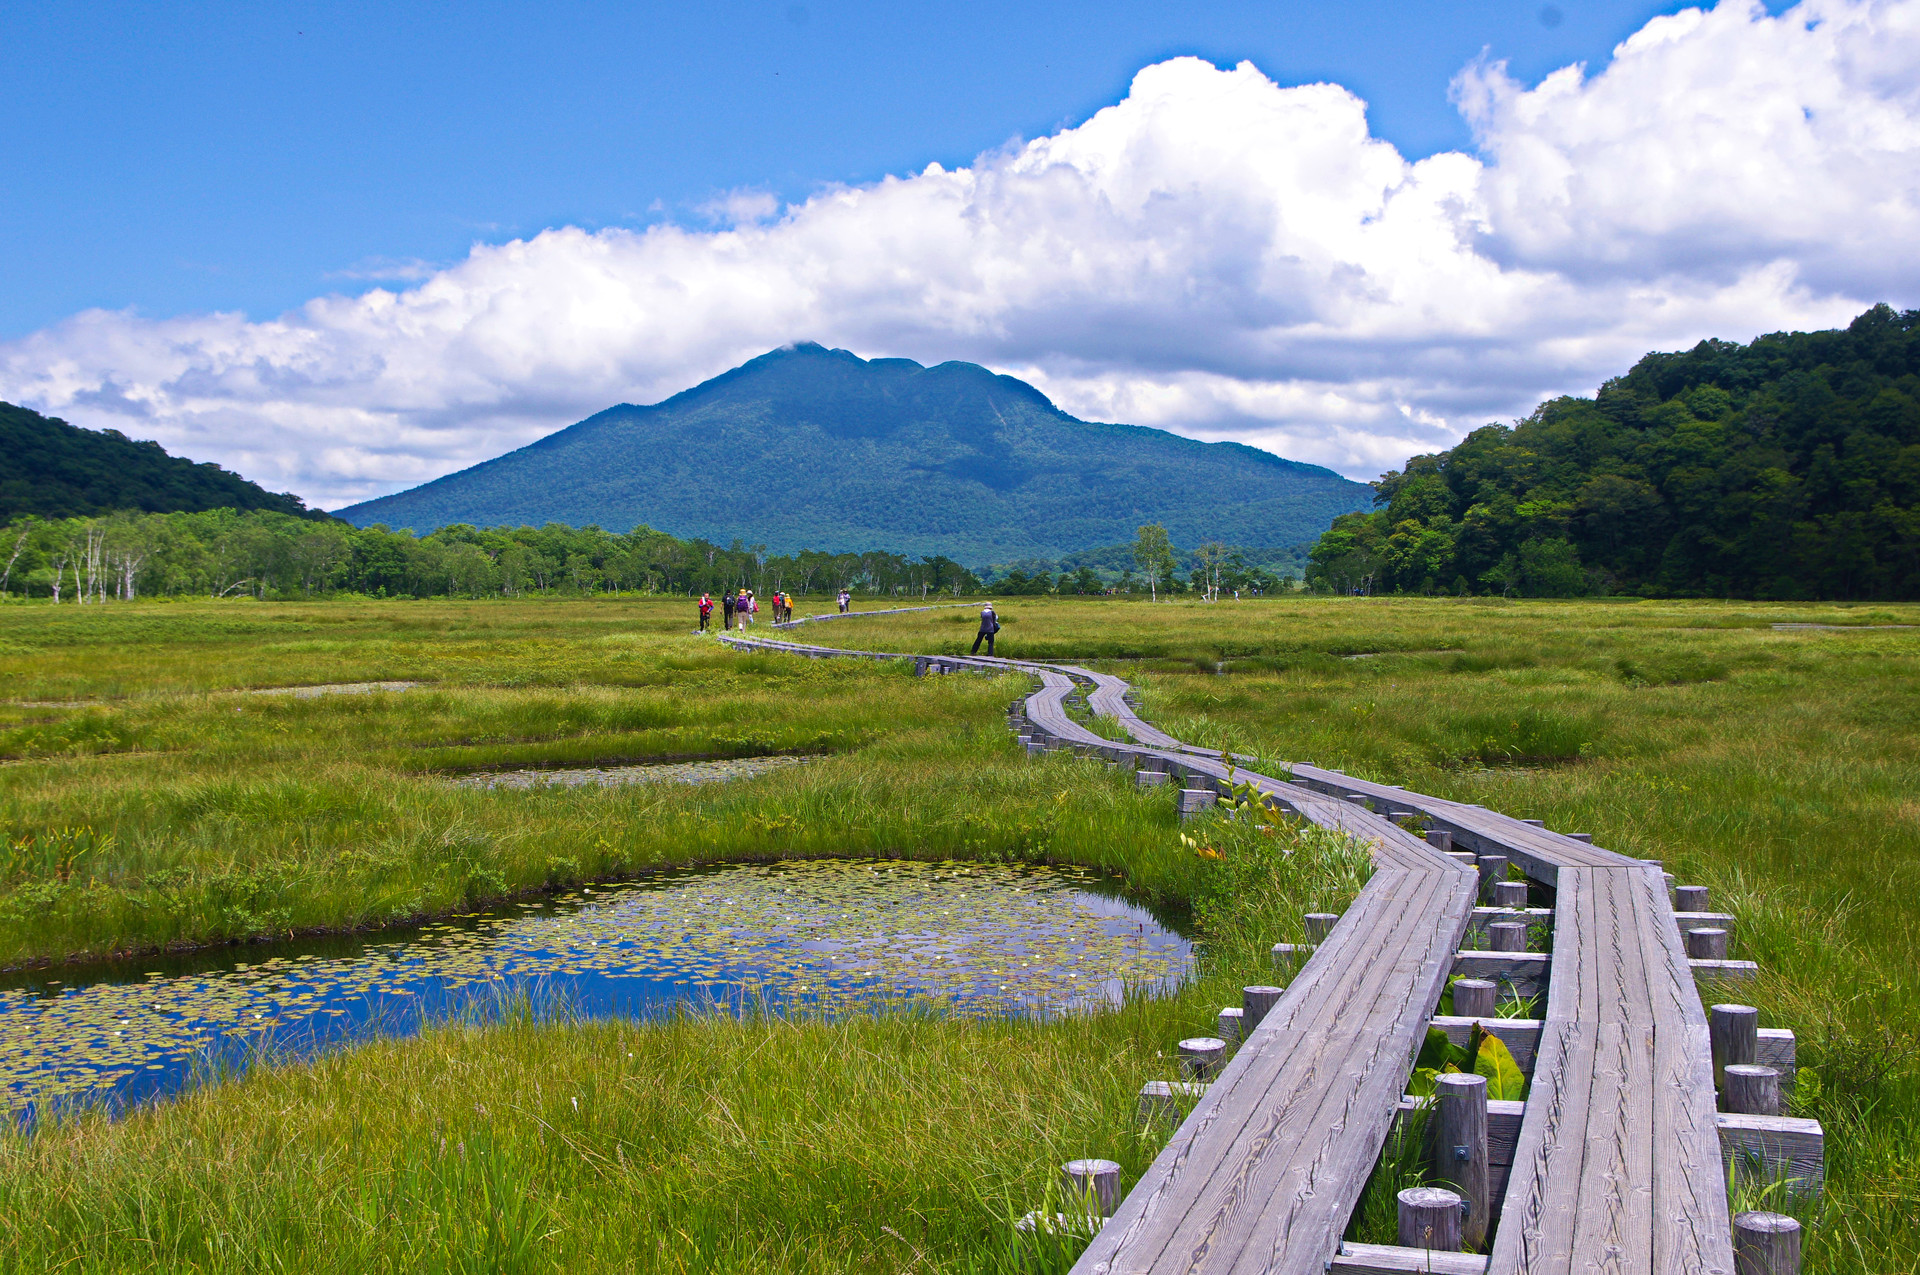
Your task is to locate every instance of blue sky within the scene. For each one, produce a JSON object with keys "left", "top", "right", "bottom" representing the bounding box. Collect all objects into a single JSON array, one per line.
[
  {"left": 3, "top": 0, "right": 1905, "bottom": 508},
  {"left": 2, "top": 0, "right": 1766, "bottom": 338}
]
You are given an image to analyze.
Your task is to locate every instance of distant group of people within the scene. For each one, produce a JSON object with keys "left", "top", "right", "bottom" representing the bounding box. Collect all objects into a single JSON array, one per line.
[{"left": 697, "top": 589, "right": 795, "bottom": 631}]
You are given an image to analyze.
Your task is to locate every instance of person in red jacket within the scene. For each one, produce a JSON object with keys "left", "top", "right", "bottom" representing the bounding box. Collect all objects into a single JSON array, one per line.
[{"left": 698, "top": 593, "right": 713, "bottom": 631}]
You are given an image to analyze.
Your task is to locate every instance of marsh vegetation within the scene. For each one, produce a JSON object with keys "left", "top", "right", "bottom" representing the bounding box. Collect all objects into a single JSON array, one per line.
[{"left": 0, "top": 594, "right": 1913, "bottom": 1271}]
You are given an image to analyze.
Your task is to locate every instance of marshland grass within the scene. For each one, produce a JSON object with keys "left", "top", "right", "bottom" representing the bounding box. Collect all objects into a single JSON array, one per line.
[
  {"left": 2, "top": 594, "right": 1915, "bottom": 1271},
  {"left": 829, "top": 595, "right": 1920, "bottom": 1274},
  {"left": 0, "top": 595, "right": 1377, "bottom": 1272},
  {"left": 0, "top": 600, "right": 1215, "bottom": 965}
]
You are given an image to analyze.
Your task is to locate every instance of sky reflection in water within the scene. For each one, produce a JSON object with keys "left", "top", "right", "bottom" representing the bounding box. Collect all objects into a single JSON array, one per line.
[{"left": 0, "top": 859, "right": 1190, "bottom": 1117}]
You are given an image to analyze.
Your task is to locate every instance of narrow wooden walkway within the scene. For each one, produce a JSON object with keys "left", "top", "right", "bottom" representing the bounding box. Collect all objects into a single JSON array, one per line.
[
  {"left": 716, "top": 631, "right": 1737, "bottom": 1275},
  {"left": 1108, "top": 730, "right": 1738, "bottom": 1272}
]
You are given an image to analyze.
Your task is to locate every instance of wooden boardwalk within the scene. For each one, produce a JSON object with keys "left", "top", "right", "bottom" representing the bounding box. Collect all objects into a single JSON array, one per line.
[{"left": 716, "top": 632, "right": 1744, "bottom": 1275}]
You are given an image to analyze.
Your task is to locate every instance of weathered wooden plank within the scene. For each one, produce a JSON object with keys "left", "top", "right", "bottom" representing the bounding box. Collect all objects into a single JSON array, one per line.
[
  {"left": 1652, "top": 1017, "right": 1735, "bottom": 1275},
  {"left": 1490, "top": 1018, "right": 1598, "bottom": 1274},
  {"left": 1452, "top": 950, "right": 1550, "bottom": 997},
  {"left": 1716, "top": 1113, "right": 1823, "bottom": 1193},
  {"left": 1570, "top": 1021, "right": 1656, "bottom": 1272},
  {"left": 1334, "top": 1242, "right": 1490, "bottom": 1274}
]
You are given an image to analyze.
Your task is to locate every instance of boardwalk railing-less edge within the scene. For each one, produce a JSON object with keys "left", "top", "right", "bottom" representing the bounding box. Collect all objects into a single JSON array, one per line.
[{"left": 718, "top": 625, "right": 1821, "bottom": 1275}]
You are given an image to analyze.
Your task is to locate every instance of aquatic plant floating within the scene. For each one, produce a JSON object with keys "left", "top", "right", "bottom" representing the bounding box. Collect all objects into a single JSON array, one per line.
[{"left": 0, "top": 859, "right": 1188, "bottom": 1116}]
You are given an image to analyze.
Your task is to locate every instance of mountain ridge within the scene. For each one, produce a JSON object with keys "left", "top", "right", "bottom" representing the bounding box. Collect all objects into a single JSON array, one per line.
[
  {"left": 0, "top": 401, "right": 327, "bottom": 523},
  {"left": 338, "top": 344, "right": 1369, "bottom": 563}
]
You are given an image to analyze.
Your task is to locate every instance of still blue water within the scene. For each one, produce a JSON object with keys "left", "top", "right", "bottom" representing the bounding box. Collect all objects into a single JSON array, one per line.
[{"left": 0, "top": 858, "right": 1191, "bottom": 1118}]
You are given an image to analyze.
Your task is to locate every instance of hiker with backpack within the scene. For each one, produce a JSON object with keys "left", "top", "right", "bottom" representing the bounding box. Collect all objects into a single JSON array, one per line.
[
  {"left": 971, "top": 603, "right": 1000, "bottom": 656},
  {"left": 721, "top": 591, "right": 735, "bottom": 631},
  {"left": 698, "top": 593, "right": 713, "bottom": 632}
]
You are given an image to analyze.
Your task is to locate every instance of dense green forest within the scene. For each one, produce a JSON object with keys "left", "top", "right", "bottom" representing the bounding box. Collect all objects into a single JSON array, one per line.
[
  {"left": 0, "top": 403, "right": 324, "bottom": 523},
  {"left": 1306, "top": 305, "right": 1920, "bottom": 599},
  {"left": 0, "top": 508, "right": 1295, "bottom": 603}
]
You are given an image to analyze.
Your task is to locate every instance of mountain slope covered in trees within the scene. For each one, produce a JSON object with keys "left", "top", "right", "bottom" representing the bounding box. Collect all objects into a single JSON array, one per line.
[
  {"left": 1307, "top": 305, "right": 1920, "bottom": 599},
  {"left": 336, "top": 343, "right": 1371, "bottom": 563},
  {"left": 0, "top": 403, "right": 324, "bottom": 522}
]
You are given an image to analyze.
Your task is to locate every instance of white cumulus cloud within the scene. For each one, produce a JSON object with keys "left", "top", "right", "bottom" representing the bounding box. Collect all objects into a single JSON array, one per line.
[{"left": 2, "top": 0, "right": 1916, "bottom": 511}]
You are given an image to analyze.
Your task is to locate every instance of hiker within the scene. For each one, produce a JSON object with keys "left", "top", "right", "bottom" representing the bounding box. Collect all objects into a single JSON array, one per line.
[
  {"left": 838, "top": 589, "right": 850, "bottom": 614},
  {"left": 737, "top": 589, "right": 751, "bottom": 630},
  {"left": 698, "top": 593, "right": 713, "bottom": 631},
  {"left": 721, "top": 591, "right": 735, "bottom": 630},
  {"left": 971, "top": 603, "right": 1000, "bottom": 656},
  {"left": 748, "top": 591, "right": 759, "bottom": 626}
]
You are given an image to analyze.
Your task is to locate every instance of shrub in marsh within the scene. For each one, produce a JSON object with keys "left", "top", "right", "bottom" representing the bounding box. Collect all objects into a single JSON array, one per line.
[
  {"left": 1181, "top": 805, "right": 1372, "bottom": 968},
  {"left": 1428, "top": 707, "right": 1596, "bottom": 768}
]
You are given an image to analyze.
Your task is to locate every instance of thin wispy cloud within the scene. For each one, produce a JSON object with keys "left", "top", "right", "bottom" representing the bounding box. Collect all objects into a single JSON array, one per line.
[
  {"left": 325, "top": 256, "right": 447, "bottom": 283},
  {"left": 2, "top": 0, "right": 1914, "bottom": 511}
]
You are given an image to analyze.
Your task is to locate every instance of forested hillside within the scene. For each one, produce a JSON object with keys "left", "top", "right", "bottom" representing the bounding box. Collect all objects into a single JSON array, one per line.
[
  {"left": 1307, "top": 305, "right": 1920, "bottom": 599},
  {"left": 0, "top": 403, "right": 324, "bottom": 522},
  {"left": 337, "top": 343, "right": 1369, "bottom": 562}
]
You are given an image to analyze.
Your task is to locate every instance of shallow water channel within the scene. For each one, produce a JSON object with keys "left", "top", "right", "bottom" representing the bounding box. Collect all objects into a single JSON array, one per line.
[{"left": 0, "top": 859, "right": 1191, "bottom": 1118}]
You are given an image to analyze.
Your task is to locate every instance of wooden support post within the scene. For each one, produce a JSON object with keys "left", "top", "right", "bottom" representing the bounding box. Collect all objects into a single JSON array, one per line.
[
  {"left": 1492, "top": 880, "right": 1529, "bottom": 909},
  {"left": 1177, "top": 789, "right": 1218, "bottom": 819},
  {"left": 1425, "top": 829, "right": 1454, "bottom": 853},
  {"left": 1676, "top": 910, "right": 1737, "bottom": 942},
  {"left": 1434, "top": 1073, "right": 1489, "bottom": 1251},
  {"left": 913, "top": 657, "right": 929, "bottom": 677},
  {"left": 1520, "top": 818, "right": 1545, "bottom": 827},
  {"left": 1693, "top": 958, "right": 1761, "bottom": 985},
  {"left": 1305, "top": 912, "right": 1338, "bottom": 942},
  {"left": 1710, "top": 1003, "right": 1759, "bottom": 1090},
  {"left": 1178, "top": 1037, "right": 1227, "bottom": 1080},
  {"left": 1487, "top": 921, "right": 1528, "bottom": 953},
  {"left": 1452, "top": 978, "right": 1496, "bottom": 1018},
  {"left": 1676, "top": 884, "right": 1711, "bottom": 912},
  {"left": 1724, "top": 1065, "right": 1782, "bottom": 1116},
  {"left": 1390, "top": 811, "right": 1419, "bottom": 827},
  {"left": 1243, "top": 985, "right": 1284, "bottom": 1030},
  {"left": 1136, "top": 770, "right": 1169, "bottom": 788},
  {"left": 1686, "top": 927, "right": 1731, "bottom": 960},
  {"left": 1135, "top": 1080, "right": 1209, "bottom": 1124},
  {"left": 1566, "top": 832, "right": 1593, "bottom": 843},
  {"left": 1733, "top": 1211, "right": 1802, "bottom": 1275},
  {"left": 1476, "top": 854, "right": 1507, "bottom": 898},
  {"left": 1397, "top": 1187, "right": 1464, "bottom": 1251},
  {"left": 1062, "top": 1159, "right": 1122, "bottom": 1217},
  {"left": 1344, "top": 793, "right": 1371, "bottom": 809},
  {"left": 1447, "top": 850, "right": 1478, "bottom": 868},
  {"left": 1216, "top": 1007, "right": 1244, "bottom": 1043}
]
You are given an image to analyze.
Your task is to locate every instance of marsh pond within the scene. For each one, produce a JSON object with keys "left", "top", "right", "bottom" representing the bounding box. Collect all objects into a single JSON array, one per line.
[{"left": 0, "top": 859, "right": 1190, "bottom": 1117}]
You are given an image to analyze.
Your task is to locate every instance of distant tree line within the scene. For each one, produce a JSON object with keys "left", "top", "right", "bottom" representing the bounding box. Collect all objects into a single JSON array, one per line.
[
  {"left": 0, "top": 509, "right": 1311, "bottom": 605},
  {"left": 0, "top": 510, "right": 987, "bottom": 602},
  {"left": 1307, "top": 305, "right": 1920, "bottom": 599},
  {"left": 984, "top": 531, "right": 1301, "bottom": 597}
]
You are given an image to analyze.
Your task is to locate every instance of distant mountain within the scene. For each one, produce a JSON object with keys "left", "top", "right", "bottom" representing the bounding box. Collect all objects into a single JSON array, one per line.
[
  {"left": 0, "top": 402, "right": 326, "bottom": 523},
  {"left": 336, "top": 344, "right": 1371, "bottom": 563}
]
